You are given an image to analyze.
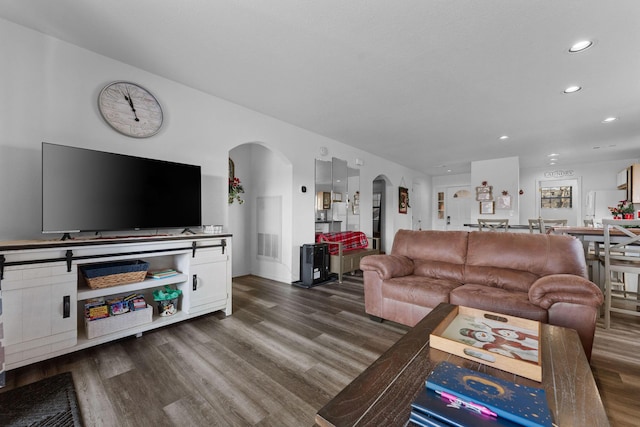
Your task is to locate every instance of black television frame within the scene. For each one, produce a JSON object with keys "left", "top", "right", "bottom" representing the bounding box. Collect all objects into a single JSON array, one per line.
[{"left": 42, "top": 142, "right": 202, "bottom": 237}]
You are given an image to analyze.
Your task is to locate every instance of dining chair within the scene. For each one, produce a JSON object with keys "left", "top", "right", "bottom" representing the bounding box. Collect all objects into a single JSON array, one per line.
[
  {"left": 478, "top": 219, "right": 509, "bottom": 231},
  {"left": 539, "top": 218, "right": 567, "bottom": 234},
  {"left": 602, "top": 219, "right": 640, "bottom": 329},
  {"left": 528, "top": 218, "right": 541, "bottom": 233},
  {"left": 582, "top": 218, "right": 600, "bottom": 284}
]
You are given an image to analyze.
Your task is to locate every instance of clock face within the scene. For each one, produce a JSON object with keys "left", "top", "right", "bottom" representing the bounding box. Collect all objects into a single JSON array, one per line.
[{"left": 98, "top": 81, "right": 163, "bottom": 138}]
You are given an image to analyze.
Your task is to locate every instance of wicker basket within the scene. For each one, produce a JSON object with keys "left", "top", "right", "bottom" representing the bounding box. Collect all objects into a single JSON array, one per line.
[{"left": 81, "top": 260, "right": 149, "bottom": 289}]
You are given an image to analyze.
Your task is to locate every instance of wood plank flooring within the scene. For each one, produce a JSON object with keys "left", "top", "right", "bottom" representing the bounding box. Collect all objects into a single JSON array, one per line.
[{"left": 2, "top": 274, "right": 640, "bottom": 426}]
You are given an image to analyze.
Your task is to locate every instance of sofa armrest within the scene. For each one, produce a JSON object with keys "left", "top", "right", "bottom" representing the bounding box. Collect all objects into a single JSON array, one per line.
[
  {"left": 360, "top": 254, "right": 414, "bottom": 280},
  {"left": 529, "top": 274, "right": 603, "bottom": 361},
  {"left": 528, "top": 274, "right": 604, "bottom": 309}
]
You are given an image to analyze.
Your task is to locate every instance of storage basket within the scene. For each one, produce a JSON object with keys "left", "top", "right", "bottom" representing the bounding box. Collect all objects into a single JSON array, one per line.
[
  {"left": 156, "top": 298, "right": 179, "bottom": 316},
  {"left": 153, "top": 286, "right": 182, "bottom": 317},
  {"left": 84, "top": 304, "right": 153, "bottom": 339},
  {"left": 81, "top": 260, "right": 149, "bottom": 289}
]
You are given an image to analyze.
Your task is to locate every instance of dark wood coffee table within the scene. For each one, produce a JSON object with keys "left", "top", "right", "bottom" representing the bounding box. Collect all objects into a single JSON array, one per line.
[{"left": 316, "top": 303, "right": 609, "bottom": 426}]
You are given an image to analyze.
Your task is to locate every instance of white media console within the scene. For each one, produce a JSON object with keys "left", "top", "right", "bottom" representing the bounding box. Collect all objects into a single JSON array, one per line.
[{"left": 0, "top": 234, "right": 232, "bottom": 370}]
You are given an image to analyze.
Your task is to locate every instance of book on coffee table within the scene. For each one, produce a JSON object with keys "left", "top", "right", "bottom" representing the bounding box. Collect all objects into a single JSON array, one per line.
[
  {"left": 411, "top": 386, "right": 522, "bottom": 427},
  {"left": 425, "top": 362, "right": 553, "bottom": 427}
]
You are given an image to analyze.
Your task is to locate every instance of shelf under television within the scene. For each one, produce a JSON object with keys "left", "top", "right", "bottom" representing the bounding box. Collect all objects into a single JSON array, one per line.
[{"left": 77, "top": 274, "right": 188, "bottom": 300}]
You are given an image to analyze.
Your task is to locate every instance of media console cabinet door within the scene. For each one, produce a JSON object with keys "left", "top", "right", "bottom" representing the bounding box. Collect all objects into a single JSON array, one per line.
[
  {"left": 3, "top": 263, "right": 77, "bottom": 366},
  {"left": 186, "top": 246, "right": 230, "bottom": 315}
]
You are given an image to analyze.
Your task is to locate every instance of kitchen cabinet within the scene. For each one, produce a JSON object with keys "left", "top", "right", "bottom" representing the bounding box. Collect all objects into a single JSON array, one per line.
[{"left": 618, "top": 164, "right": 640, "bottom": 203}]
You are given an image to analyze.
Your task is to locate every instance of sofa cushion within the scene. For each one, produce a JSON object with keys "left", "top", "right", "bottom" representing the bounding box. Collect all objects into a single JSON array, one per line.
[
  {"left": 414, "top": 259, "right": 465, "bottom": 282},
  {"left": 391, "top": 230, "right": 468, "bottom": 265},
  {"left": 382, "top": 276, "right": 461, "bottom": 308},
  {"left": 464, "top": 265, "right": 538, "bottom": 293},
  {"left": 450, "top": 284, "right": 548, "bottom": 322},
  {"left": 466, "top": 231, "right": 588, "bottom": 278},
  {"left": 316, "top": 231, "right": 368, "bottom": 255}
]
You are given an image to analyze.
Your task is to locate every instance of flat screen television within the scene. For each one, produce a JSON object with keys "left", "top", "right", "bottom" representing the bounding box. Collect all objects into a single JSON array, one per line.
[{"left": 42, "top": 142, "right": 202, "bottom": 235}]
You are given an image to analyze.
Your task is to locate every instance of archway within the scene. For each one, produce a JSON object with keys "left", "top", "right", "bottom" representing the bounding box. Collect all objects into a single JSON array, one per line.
[{"left": 228, "top": 142, "right": 293, "bottom": 283}]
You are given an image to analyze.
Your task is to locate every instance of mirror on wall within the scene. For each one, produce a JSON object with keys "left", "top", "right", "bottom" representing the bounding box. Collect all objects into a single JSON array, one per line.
[
  {"left": 347, "top": 166, "right": 360, "bottom": 231},
  {"left": 314, "top": 157, "right": 359, "bottom": 233}
]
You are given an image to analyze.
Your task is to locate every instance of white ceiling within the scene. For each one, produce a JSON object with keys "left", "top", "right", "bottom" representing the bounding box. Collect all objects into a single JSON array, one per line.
[{"left": 1, "top": 0, "right": 639, "bottom": 175}]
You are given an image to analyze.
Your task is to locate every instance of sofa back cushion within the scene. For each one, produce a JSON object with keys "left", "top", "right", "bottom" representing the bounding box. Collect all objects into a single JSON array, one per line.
[
  {"left": 465, "top": 231, "right": 588, "bottom": 292},
  {"left": 413, "top": 259, "right": 465, "bottom": 283},
  {"left": 464, "top": 265, "right": 539, "bottom": 292},
  {"left": 391, "top": 230, "right": 468, "bottom": 282}
]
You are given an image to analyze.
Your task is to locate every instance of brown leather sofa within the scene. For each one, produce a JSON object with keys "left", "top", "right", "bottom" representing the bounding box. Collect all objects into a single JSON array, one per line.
[{"left": 360, "top": 229, "right": 604, "bottom": 360}]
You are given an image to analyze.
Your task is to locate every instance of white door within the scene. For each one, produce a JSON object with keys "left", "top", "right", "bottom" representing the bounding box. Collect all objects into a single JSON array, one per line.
[
  {"left": 433, "top": 186, "right": 473, "bottom": 231},
  {"left": 536, "top": 178, "right": 581, "bottom": 226},
  {"left": 447, "top": 186, "right": 473, "bottom": 230}
]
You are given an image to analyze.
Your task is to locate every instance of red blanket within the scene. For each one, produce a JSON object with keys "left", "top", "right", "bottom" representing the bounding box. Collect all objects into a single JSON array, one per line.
[{"left": 316, "top": 231, "right": 369, "bottom": 255}]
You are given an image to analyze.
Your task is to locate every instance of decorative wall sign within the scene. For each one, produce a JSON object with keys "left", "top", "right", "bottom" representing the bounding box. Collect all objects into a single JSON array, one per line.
[
  {"left": 229, "top": 158, "right": 235, "bottom": 181},
  {"left": 544, "top": 170, "right": 574, "bottom": 178},
  {"left": 497, "top": 190, "right": 512, "bottom": 209},
  {"left": 480, "top": 201, "right": 495, "bottom": 214},
  {"left": 497, "top": 195, "right": 512, "bottom": 209},
  {"left": 399, "top": 186, "right": 409, "bottom": 214},
  {"left": 476, "top": 185, "right": 493, "bottom": 201}
]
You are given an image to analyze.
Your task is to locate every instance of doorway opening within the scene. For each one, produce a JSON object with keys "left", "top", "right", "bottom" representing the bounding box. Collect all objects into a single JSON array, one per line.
[
  {"left": 535, "top": 178, "right": 581, "bottom": 226},
  {"left": 372, "top": 175, "right": 389, "bottom": 250}
]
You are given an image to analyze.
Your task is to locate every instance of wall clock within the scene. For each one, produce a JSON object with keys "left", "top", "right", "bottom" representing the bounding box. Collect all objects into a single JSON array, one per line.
[{"left": 98, "top": 81, "right": 163, "bottom": 138}]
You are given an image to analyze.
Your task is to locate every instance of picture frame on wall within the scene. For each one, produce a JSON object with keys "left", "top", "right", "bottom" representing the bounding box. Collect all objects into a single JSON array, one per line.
[
  {"left": 497, "top": 194, "right": 512, "bottom": 209},
  {"left": 229, "top": 158, "right": 235, "bottom": 180},
  {"left": 480, "top": 201, "right": 495, "bottom": 214},
  {"left": 476, "top": 186, "right": 493, "bottom": 201},
  {"left": 399, "top": 186, "right": 409, "bottom": 214}
]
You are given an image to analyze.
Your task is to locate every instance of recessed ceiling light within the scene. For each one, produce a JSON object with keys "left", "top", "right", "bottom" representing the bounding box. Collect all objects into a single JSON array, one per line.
[
  {"left": 548, "top": 153, "right": 559, "bottom": 157},
  {"left": 564, "top": 85, "right": 581, "bottom": 94},
  {"left": 569, "top": 40, "right": 593, "bottom": 53},
  {"left": 499, "top": 135, "right": 509, "bottom": 140},
  {"left": 549, "top": 162, "right": 556, "bottom": 165},
  {"left": 602, "top": 117, "right": 617, "bottom": 123},
  {"left": 549, "top": 158, "right": 558, "bottom": 162}
]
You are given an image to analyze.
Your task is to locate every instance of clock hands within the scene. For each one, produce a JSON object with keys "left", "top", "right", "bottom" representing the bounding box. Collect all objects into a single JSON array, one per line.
[{"left": 122, "top": 86, "right": 140, "bottom": 122}]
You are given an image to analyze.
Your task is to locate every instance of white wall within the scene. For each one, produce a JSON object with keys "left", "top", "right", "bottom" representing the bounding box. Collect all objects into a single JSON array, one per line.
[
  {"left": 0, "top": 18, "right": 427, "bottom": 283},
  {"left": 431, "top": 159, "right": 639, "bottom": 228},
  {"left": 471, "top": 157, "right": 520, "bottom": 223},
  {"left": 519, "top": 158, "right": 637, "bottom": 224},
  {"left": 228, "top": 144, "right": 252, "bottom": 277}
]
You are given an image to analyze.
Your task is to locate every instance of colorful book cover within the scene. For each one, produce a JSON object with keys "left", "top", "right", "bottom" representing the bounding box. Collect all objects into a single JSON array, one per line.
[
  {"left": 425, "top": 362, "right": 553, "bottom": 427},
  {"left": 411, "top": 387, "right": 522, "bottom": 427}
]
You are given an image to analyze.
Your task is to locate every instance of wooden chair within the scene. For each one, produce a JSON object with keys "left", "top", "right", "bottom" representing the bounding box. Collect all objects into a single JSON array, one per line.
[
  {"left": 528, "top": 218, "right": 541, "bottom": 233},
  {"left": 478, "top": 219, "right": 509, "bottom": 231},
  {"left": 539, "top": 218, "right": 567, "bottom": 234},
  {"left": 583, "top": 217, "right": 599, "bottom": 283},
  {"left": 602, "top": 219, "right": 640, "bottom": 329}
]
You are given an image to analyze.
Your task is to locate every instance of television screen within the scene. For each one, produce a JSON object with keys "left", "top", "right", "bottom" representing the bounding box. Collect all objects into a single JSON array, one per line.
[{"left": 42, "top": 142, "right": 202, "bottom": 234}]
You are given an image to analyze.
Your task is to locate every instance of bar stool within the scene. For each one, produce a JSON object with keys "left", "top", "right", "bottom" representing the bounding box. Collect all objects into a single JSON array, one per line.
[{"left": 602, "top": 219, "right": 640, "bottom": 329}]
